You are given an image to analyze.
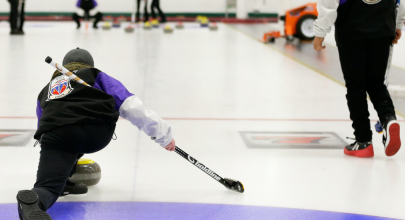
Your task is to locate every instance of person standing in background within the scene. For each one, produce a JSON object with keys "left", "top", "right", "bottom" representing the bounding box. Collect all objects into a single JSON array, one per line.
[
  {"left": 8, "top": 0, "right": 25, "bottom": 35},
  {"left": 313, "top": 0, "right": 405, "bottom": 158},
  {"left": 151, "top": 0, "right": 166, "bottom": 23},
  {"left": 136, "top": 0, "right": 149, "bottom": 22},
  {"left": 73, "top": 0, "right": 103, "bottom": 29}
]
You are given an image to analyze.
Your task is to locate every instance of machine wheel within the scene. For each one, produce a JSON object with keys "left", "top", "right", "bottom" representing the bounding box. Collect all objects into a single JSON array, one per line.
[{"left": 295, "top": 15, "right": 317, "bottom": 40}]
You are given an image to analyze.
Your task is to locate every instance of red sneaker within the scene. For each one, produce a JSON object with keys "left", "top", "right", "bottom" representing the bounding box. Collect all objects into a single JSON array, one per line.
[
  {"left": 344, "top": 141, "right": 374, "bottom": 158},
  {"left": 383, "top": 117, "right": 401, "bottom": 157}
]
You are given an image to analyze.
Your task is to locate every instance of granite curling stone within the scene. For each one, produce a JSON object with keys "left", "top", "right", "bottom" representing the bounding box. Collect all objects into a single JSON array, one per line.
[{"left": 71, "top": 158, "right": 101, "bottom": 186}]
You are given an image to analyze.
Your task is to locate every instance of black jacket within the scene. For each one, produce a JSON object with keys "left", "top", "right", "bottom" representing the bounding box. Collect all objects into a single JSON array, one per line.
[
  {"left": 335, "top": 0, "right": 397, "bottom": 45},
  {"left": 34, "top": 63, "right": 133, "bottom": 140}
]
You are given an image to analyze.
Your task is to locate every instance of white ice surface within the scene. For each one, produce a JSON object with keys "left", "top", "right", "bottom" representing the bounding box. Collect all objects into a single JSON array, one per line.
[{"left": 0, "top": 22, "right": 404, "bottom": 219}]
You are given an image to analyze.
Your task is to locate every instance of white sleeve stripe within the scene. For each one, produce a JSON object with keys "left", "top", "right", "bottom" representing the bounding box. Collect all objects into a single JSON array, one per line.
[
  {"left": 397, "top": 3, "right": 405, "bottom": 29},
  {"left": 313, "top": 0, "right": 340, "bottom": 37},
  {"left": 119, "top": 95, "right": 173, "bottom": 147}
]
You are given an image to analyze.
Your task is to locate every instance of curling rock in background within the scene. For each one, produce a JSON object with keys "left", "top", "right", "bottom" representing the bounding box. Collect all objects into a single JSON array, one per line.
[
  {"left": 144, "top": 21, "right": 152, "bottom": 30},
  {"left": 200, "top": 18, "right": 209, "bottom": 27},
  {"left": 125, "top": 25, "right": 135, "bottom": 33},
  {"left": 164, "top": 25, "right": 173, "bottom": 33},
  {"left": 195, "top": 15, "right": 203, "bottom": 23},
  {"left": 113, "top": 21, "right": 121, "bottom": 28},
  {"left": 71, "top": 158, "right": 101, "bottom": 186},
  {"left": 102, "top": 22, "right": 111, "bottom": 30},
  {"left": 104, "top": 15, "right": 114, "bottom": 22},
  {"left": 209, "top": 22, "right": 218, "bottom": 31},
  {"left": 151, "top": 19, "right": 160, "bottom": 28},
  {"left": 117, "top": 15, "right": 126, "bottom": 23},
  {"left": 175, "top": 22, "right": 184, "bottom": 29}
]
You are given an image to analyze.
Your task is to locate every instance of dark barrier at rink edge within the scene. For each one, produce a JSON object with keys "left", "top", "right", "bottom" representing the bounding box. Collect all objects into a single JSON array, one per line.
[{"left": 0, "top": 12, "right": 278, "bottom": 23}]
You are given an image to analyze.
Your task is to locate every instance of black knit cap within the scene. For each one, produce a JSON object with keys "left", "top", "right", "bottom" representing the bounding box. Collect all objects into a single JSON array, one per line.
[{"left": 63, "top": 47, "right": 94, "bottom": 66}]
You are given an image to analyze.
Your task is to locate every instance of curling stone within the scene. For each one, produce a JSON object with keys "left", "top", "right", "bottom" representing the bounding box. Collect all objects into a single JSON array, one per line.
[
  {"left": 163, "top": 25, "right": 173, "bottom": 33},
  {"left": 104, "top": 15, "right": 114, "bottom": 22},
  {"left": 112, "top": 20, "right": 121, "bottom": 28},
  {"left": 195, "top": 15, "right": 203, "bottom": 23},
  {"left": 143, "top": 21, "right": 152, "bottom": 30},
  {"left": 102, "top": 22, "right": 111, "bottom": 30},
  {"left": 125, "top": 25, "right": 135, "bottom": 33},
  {"left": 71, "top": 158, "right": 101, "bottom": 186},
  {"left": 151, "top": 19, "right": 159, "bottom": 28},
  {"left": 175, "top": 22, "right": 184, "bottom": 29},
  {"left": 117, "top": 15, "right": 126, "bottom": 23},
  {"left": 209, "top": 22, "right": 218, "bottom": 31},
  {"left": 200, "top": 18, "right": 209, "bottom": 27}
]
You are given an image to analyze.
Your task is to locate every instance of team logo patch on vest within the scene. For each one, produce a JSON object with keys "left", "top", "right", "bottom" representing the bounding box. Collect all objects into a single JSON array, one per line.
[
  {"left": 362, "top": 0, "right": 381, "bottom": 4},
  {"left": 47, "top": 75, "right": 74, "bottom": 101}
]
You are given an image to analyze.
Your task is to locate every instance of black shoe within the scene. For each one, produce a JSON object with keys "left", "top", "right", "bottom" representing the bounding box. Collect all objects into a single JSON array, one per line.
[
  {"left": 10, "top": 30, "right": 24, "bottom": 35},
  {"left": 73, "top": 13, "right": 81, "bottom": 29},
  {"left": 93, "top": 12, "right": 102, "bottom": 29},
  {"left": 17, "top": 190, "right": 52, "bottom": 220},
  {"left": 61, "top": 177, "right": 88, "bottom": 196},
  {"left": 382, "top": 116, "right": 401, "bottom": 156}
]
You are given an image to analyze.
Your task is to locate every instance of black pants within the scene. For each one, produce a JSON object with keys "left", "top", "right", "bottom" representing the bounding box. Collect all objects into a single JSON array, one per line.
[
  {"left": 136, "top": 0, "right": 149, "bottom": 22},
  {"left": 32, "top": 123, "right": 115, "bottom": 211},
  {"left": 8, "top": 0, "right": 25, "bottom": 31},
  {"left": 151, "top": 0, "right": 166, "bottom": 22},
  {"left": 72, "top": 10, "right": 103, "bottom": 28},
  {"left": 338, "top": 38, "right": 396, "bottom": 142}
]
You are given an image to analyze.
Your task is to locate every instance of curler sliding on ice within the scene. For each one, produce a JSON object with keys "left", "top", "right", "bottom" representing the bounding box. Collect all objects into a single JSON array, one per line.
[
  {"left": 47, "top": 55, "right": 244, "bottom": 194},
  {"left": 15, "top": 48, "right": 243, "bottom": 220},
  {"left": 17, "top": 48, "right": 176, "bottom": 220}
]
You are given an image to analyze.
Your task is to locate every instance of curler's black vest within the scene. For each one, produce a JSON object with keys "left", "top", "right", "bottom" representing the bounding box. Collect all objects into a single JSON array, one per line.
[
  {"left": 335, "top": 0, "right": 398, "bottom": 46},
  {"left": 34, "top": 66, "right": 119, "bottom": 140}
]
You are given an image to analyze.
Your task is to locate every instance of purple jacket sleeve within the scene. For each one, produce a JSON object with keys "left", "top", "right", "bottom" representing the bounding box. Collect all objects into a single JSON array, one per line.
[
  {"left": 93, "top": 0, "right": 98, "bottom": 7},
  {"left": 36, "top": 100, "right": 43, "bottom": 129},
  {"left": 95, "top": 72, "right": 173, "bottom": 147},
  {"left": 93, "top": 72, "right": 134, "bottom": 111}
]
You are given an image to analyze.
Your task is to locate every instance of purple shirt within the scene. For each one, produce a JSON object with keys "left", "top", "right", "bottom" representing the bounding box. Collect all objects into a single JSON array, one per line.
[
  {"left": 76, "top": 0, "right": 98, "bottom": 8},
  {"left": 36, "top": 100, "right": 43, "bottom": 129}
]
